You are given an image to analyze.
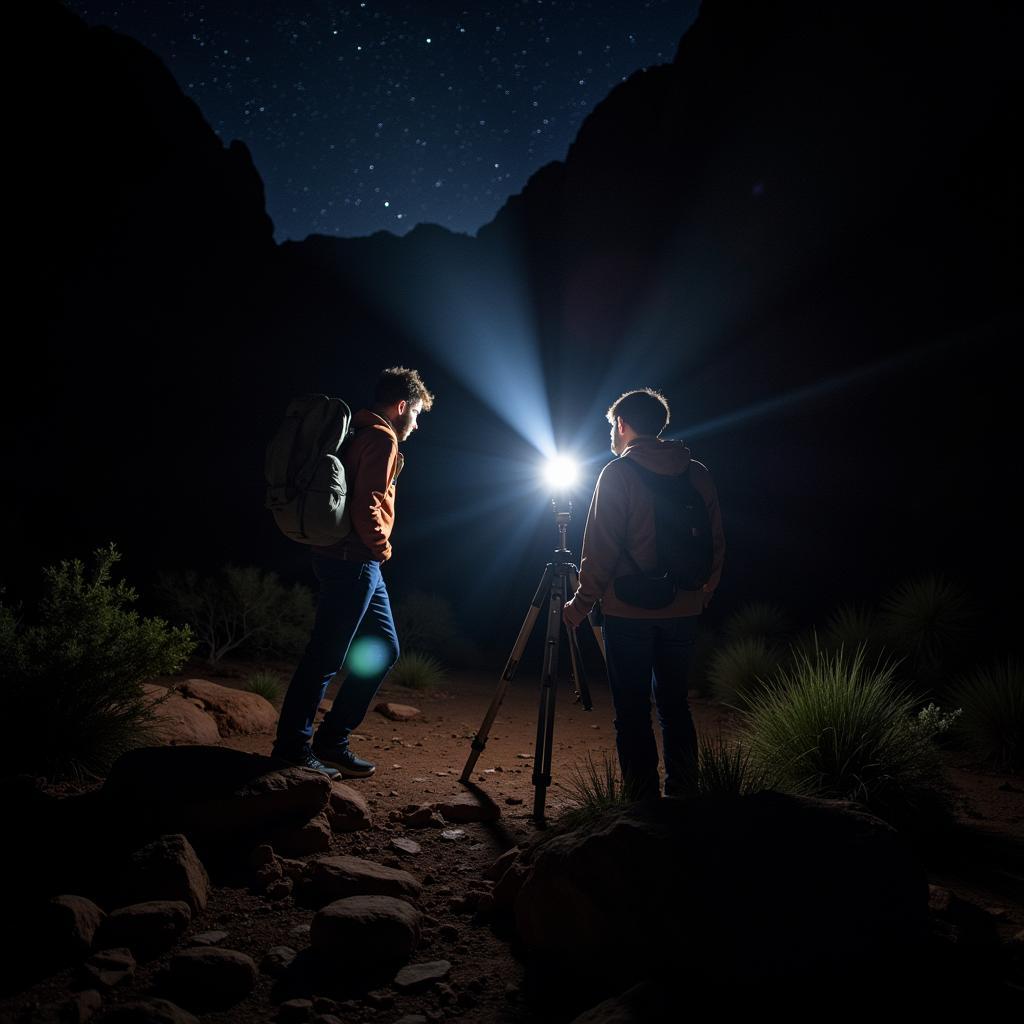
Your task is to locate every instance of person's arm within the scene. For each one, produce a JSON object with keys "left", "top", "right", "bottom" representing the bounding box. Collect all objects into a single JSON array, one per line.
[
  {"left": 349, "top": 430, "right": 399, "bottom": 560},
  {"left": 694, "top": 462, "right": 725, "bottom": 606},
  {"left": 564, "top": 463, "right": 628, "bottom": 626}
]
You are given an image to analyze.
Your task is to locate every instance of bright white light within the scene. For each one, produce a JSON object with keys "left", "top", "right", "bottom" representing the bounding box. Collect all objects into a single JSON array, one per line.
[{"left": 543, "top": 456, "right": 579, "bottom": 491}]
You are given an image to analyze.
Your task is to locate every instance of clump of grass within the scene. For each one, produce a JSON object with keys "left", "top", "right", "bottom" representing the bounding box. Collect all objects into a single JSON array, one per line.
[
  {"left": 721, "top": 601, "right": 793, "bottom": 646},
  {"left": 878, "top": 574, "right": 975, "bottom": 685},
  {"left": 387, "top": 650, "right": 445, "bottom": 691},
  {"left": 736, "top": 642, "right": 955, "bottom": 831},
  {"left": 696, "top": 730, "right": 776, "bottom": 796},
  {"left": 707, "top": 636, "right": 783, "bottom": 708},
  {"left": 246, "top": 670, "right": 283, "bottom": 704},
  {"left": 948, "top": 658, "right": 1023, "bottom": 771},
  {"left": 822, "top": 604, "right": 885, "bottom": 659},
  {"left": 560, "top": 750, "right": 641, "bottom": 828}
]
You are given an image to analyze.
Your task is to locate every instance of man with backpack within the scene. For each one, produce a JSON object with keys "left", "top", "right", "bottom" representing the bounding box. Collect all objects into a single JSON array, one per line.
[
  {"left": 562, "top": 387, "right": 725, "bottom": 800},
  {"left": 271, "top": 366, "right": 434, "bottom": 780}
]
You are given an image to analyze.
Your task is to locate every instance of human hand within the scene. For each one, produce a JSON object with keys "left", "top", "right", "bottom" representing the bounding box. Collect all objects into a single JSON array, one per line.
[{"left": 562, "top": 599, "right": 587, "bottom": 629}]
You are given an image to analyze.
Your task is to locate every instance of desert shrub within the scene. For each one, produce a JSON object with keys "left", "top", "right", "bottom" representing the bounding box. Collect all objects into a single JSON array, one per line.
[
  {"left": 156, "top": 565, "right": 314, "bottom": 665},
  {"left": 247, "top": 669, "right": 284, "bottom": 704},
  {"left": 708, "top": 636, "right": 784, "bottom": 707},
  {"left": 821, "top": 604, "right": 886, "bottom": 660},
  {"left": 878, "top": 574, "right": 975, "bottom": 686},
  {"left": 948, "top": 658, "right": 1023, "bottom": 771},
  {"left": 387, "top": 650, "right": 445, "bottom": 691},
  {"left": 0, "top": 543, "right": 194, "bottom": 779},
  {"left": 736, "top": 643, "right": 956, "bottom": 830},
  {"left": 696, "top": 730, "right": 776, "bottom": 796},
  {"left": 721, "top": 601, "right": 793, "bottom": 646},
  {"left": 392, "top": 591, "right": 479, "bottom": 666},
  {"left": 561, "top": 750, "right": 641, "bottom": 827}
]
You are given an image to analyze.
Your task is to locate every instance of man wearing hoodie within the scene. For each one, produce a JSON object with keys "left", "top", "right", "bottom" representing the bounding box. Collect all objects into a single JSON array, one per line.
[
  {"left": 272, "top": 366, "right": 434, "bottom": 780},
  {"left": 563, "top": 388, "right": 725, "bottom": 800}
]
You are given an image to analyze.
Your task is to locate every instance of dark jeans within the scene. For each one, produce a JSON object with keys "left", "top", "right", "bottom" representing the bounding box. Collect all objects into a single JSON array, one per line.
[
  {"left": 273, "top": 553, "right": 400, "bottom": 760},
  {"left": 602, "top": 614, "right": 700, "bottom": 800}
]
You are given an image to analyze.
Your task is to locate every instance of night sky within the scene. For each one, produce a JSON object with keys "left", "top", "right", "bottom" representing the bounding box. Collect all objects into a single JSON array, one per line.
[{"left": 67, "top": 1, "right": 699, "bottom": 242}]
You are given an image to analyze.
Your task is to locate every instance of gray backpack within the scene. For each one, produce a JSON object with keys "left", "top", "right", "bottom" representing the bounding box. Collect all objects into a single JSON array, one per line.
[{"left": 265, "top": 394, "right": 354, "bottom": 545}]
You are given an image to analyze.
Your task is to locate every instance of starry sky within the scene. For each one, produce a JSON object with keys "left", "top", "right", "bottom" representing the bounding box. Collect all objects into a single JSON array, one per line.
[{"left": 66, "top": 1, "right": 699, "bottom": 242}]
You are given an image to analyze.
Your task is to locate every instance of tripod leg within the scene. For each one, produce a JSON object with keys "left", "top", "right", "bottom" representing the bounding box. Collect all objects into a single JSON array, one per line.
[
  {"left": 460, "top": 565, "right": 553, "bottom": 784},
  {"left": 565, "top": 618, "right": 593, "bottom": 712},
  {"left": 568, "top": 567, "right": 606, "bottom": 662},
  {"left": 532, "top": 568, "right": 566, "bottom": 822}
]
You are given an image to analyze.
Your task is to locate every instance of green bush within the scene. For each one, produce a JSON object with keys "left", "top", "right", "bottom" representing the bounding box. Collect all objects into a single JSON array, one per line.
[
  {"left": 387, "top": 650, "right": 445, "bottom": 691},
  {"left": 696, "top": 730, "right": 776, "bottom": 797},
  {"left": 708, "top": 636, "right": 783, "bottom": 707},
  {"left": 948, "top": 658, "right": 1023, "bottom": 771},
  {"left": 561, "top": 750, "right": 641, "bottom": 827},
  {"left": 822, "top": 604, "right": 886, "bottom": 660},
  {"left": 156, "top": 564, "right": 314, "bottom": 666},
  {"left": 721, "top": 601, "right": 793, "bottom": 646},
  {"left": 246, "top": 669, "right": 284, "bottom": 704},
  {"left": 392, "top": 591, "right": 478, "bottom": 666},
  {"left": 878, "top": 574, "right": 975, "bottom": 686},
  {"left": 0, "top": 543, "right": 195, "bottom": 779},
  {"left": 736, "top": 643, "right": 955, "bottom": 830}
]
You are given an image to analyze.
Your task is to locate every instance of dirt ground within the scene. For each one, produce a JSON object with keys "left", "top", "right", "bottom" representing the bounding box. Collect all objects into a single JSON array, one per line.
[{"left": 6, "top": 657, "right": 1023, "bottom": 1023}]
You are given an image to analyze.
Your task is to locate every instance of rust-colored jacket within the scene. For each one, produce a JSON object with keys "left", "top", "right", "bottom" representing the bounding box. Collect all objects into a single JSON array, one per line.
[
  {"left": 573, "top": 437, "right": 725, "bottom": 618},
  {"left": 315, "top": 409, "right": 404, "bottom": 563}
]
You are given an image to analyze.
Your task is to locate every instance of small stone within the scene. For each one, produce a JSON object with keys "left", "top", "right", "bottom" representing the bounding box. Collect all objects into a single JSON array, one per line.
[
  {"left": 392, "top": 837, "right": 422, "bottom": 856},
  {"left": 189, "top": 931, "right": 228, "bottom": 946},
  {"left": 277, "top": 998, "right": 313, "bottom": 1022},
  {"left": 289, "top": 924, "right": 311, "bottom": 941},
  {"left": 374, "top": 702, "right": 421, "bottom": 721},
  {"left": 434, "top": 983, "right": 456, "bottom": 1004},
  {"left": 80, "top": 947, "right": 135, "bottom": 989},
  {"left": 393, "top": 960, "right": 451, "bottom": 991},
  {"left": 95, "top": 901, "right": 191, "bottom": 958},
  {"left": 261, "top": 946, "right": 298, "bottom": 976},
  {"left": 440, "top": 829, "right": 465, "bottom": 841},
  {"left": 505, "top": 797, "right": 523, "bottom": 806},
  {"left": 311, "top": 997, "right": 339, "bottom": 1014},
  {"left": 168, "top": 947, "right": 258, "bottom": 1007},
  {"left": 364, "top": 990, "right": 394, "bottom": 1008},
  {"left": 266, "top": 878, "right": 294, "bottom": 901},
  {"left": 250, "top": 844, "right": 277, "bottom": 868}
]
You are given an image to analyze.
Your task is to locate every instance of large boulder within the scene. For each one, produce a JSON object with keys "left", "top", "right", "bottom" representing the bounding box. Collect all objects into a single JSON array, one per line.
[
  {"left": 94, "top": 901, "right": 191, "bottom": 959},
  {"left": 514, "top": 792, "right": 929, "bottom": 994},
  {"left": 144, "top": 684, "right": 221, "bottom": 745},
  {"left": 43, "top": 895, "right": 107, "bottom": 960},
  {"left": 102, "top": 747, "right": 332, "bottom": 845},
  {"left": 310, "top": 856, "right": 422, "bottom": 904},
  {"left": 120, "top": 834, "right": 210, "bottom": 913},
  {"left": 310, "top": 896, "right": 421, "bottom": 969},
  {"left": 167, "top": 947, "right": 259, "bottom": 1008},
  {"left": 176, "top": 679, "right": 278, "bottom": 736}
]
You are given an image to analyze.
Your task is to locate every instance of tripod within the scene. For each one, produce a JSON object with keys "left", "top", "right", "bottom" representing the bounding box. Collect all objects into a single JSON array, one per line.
[{"left": 460, "top": 499, "right": 606, "bottom": 823}]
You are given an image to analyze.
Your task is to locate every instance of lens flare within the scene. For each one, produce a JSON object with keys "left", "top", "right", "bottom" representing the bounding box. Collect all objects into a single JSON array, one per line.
[
  {"left": 543, "top": 455, "right": 579, "bottom": 491},
  {"left": 346, "top": 636, "right": 393, "bottom": 678}
]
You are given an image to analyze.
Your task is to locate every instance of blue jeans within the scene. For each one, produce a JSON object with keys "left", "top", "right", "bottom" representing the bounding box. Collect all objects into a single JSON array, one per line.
[
  {"left": 273, "top": 554, "right": 400, "bottom": 760},
  {"left": 601, "top": 614, "right": 700, "bottom": 800}
]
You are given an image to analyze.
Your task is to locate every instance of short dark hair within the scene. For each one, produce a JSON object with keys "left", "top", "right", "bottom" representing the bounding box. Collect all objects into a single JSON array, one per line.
[
  {"left": 374, "top": 366, "right": 434, "bottom": 411},
  {"left": 606, "top": 388, "right": 670, "bottom": 437}
]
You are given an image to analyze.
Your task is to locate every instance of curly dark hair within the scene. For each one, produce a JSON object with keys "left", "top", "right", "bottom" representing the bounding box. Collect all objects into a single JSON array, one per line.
[
  {"left": 374, "top": 366, "right": 435, "bottom": 411},
  {"left": 606, "top": 387, "right": 670, "bottom": 437}
]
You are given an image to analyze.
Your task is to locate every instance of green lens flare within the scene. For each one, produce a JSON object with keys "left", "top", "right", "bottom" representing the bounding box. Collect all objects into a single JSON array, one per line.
[{"left": 346, "top": 636, "right": 392, "bottom": 678}]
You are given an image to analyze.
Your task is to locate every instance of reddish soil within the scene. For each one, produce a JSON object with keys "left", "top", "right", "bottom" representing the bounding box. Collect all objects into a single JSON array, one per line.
[{"left": 5, "top": 657, "right": 1022, "bottom": 1023}]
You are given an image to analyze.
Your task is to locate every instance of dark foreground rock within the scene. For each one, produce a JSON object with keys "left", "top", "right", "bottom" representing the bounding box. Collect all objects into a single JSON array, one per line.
[
  {"left": 310, "top": 896, "right": 421, "bottom": 969},
  {"left": 514, "top": 791, "right": 930, "bottom": 996},
  {"left": 101, "top": 998, "right": 200, "bottom": 1024},
  {"left": 167, "top": 947, "right": 259, "bottom": 1008},
  {"left": 119, "top": 834, "right": 210, "bottom": 913}
]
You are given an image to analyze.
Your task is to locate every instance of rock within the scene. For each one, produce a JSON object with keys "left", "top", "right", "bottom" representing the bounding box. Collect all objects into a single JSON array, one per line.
[
  {"left": 288, "top": 924, "right": 311, "bottom": 942},
  {"left": 311, "top": 997, "right": 339, "bottom": 1015},
  {"left": 189, "top": 930, "right": 228, "bottom": 946},
  {"left": 491, "top": 862, "right": 528, "bottom": 913},
  {"left": 393, "top": 960, "right": 452, "bottom": 991},
  {"left": 277, "top": 998, "right": 313, "bottom": 1022},
  {"left": 121, "top": 834, "right": 210, "bottom": 913},
  {"left": 176, "top": 679, "right": 278, "bottom": 736},
  {"left": 35, "top": 989, "right": 103, "bottom": 1024},
  {"left": 400, "top": 805, "right": 438, "bottom": 828},
  {"left": 265, "top": 878, "right": 294, "bottom": 901},
  {"left": 431, "top": 791, "right": 501, "bottom": 824},
  {"left": 261, "top": 945, "right": 298, "bottom": 976},
  {"left": 440, "top": 829, "right": 465, "bottom": 841},
  {"left": 484, "top": 846, "right": 520, "bottom": 882},
  {"left": 250, "top": 844, "right": 277, "bottom": 868},
  {"left": 103, "top": 747, "right": 333, "bottom": 844},
  {"left": 327, "top": 781, "right": 372, "bottom": 832},
  {"left": 310, "top": 895, "right": 421, "bottom": 968},
  {"left": 79, "top": 947, "right": 135, "bottom": 989},
  {"left": 168, "top": 947, "right": 259, "bottom": 1007},
  {"left": 310, "top": 855, "right": 422, "bottom": 903},
  {"left": 44, "top": 895, "right": 106, "bottom": 959},
  {"left": 279, "top": 856, "right": 310, "bottom": 881},
  {"left": 515, "top": 792, "right": 929, "bottom": 991},
  {"left": 94, "top": 901, "right": 191, "bottom": 958},
  {"left": 100, "top": 999, "right": 199, "bottom": 1024},
  {"left": 144, "top": 684, "right": 221, "bottom": 745},
  {"left": 374, "top": 702, "right": 421, "bottom": 721},
  {"left": 567, "top": 981, "right": 668, "bottom": 1024},
  {"left": 391, "top": 837, "right": 422, "bottom": 856},
  {"left": 272, "top": 813, "right": 333, "bottom": 857}
]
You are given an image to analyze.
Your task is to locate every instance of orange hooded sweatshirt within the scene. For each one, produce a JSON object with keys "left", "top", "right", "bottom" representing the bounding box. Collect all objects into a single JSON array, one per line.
[
  {"left": 315, "top": 409, "right": 404, "bottom": 563},
  {"left": 573, "top": 436, "right": 725, "bottom": 618}
]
